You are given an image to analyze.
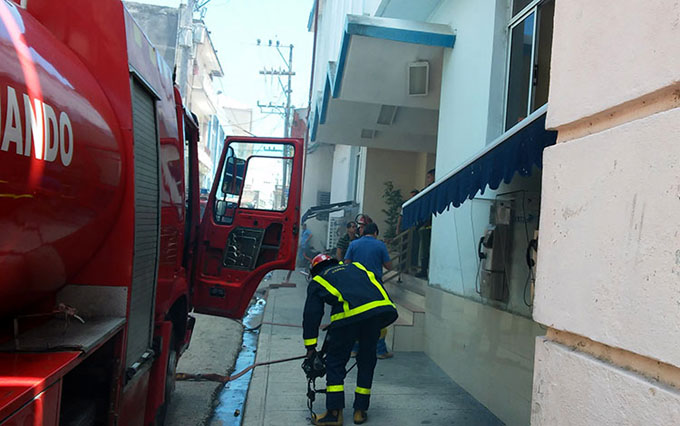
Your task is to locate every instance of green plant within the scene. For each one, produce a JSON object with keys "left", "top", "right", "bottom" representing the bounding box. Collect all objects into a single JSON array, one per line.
[{"left": 381, "top": 181, "right": 403, "bottom": 240}]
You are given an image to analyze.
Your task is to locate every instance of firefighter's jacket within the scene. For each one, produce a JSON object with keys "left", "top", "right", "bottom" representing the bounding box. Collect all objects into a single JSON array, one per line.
[{"left": 303, "top": 262, "right": 398, "bottom": 347}]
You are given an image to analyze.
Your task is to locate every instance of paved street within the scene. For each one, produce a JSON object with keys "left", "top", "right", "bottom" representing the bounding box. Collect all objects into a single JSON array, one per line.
[
  {"left": 167, "top": 313, "right": 244, "bottom": 426},
  {"left": 240, "top": 270, "right": 503, "bottom": 426}
]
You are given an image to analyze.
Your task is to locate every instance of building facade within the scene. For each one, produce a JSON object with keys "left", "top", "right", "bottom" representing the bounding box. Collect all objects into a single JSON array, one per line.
[
  {"left": 306, "top": 1, "right": 680, "bottom": 425},
  {"left": 125, "top": 1, "right": 253, "bottom": 190},
  {"left": 307, "top": 1, "right": 551, "bottom": 424},
  {"left": 530, "top": 0, "right": 680, "bottom": 424}
]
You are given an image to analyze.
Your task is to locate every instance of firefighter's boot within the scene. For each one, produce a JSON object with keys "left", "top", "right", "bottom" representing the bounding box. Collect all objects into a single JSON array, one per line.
[
  {"left": 353, "top": 410, "right": 367, "bottom": 424},
  {"left": 312, "top": 410, "right": 343, "bottom": 425}
]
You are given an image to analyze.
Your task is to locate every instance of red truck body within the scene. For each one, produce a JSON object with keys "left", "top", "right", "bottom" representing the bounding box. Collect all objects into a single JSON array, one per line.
[{"left": 0, "top": 1, "right": 303, "bottom": 424}]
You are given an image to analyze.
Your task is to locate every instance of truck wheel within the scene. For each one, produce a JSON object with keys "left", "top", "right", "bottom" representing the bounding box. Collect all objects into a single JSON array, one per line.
[{"left": 155, "top": 333, "right": 178, "bottom": 425}]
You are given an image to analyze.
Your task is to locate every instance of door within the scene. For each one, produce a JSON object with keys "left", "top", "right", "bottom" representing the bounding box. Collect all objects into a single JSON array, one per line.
[
  {"left": 128, "top": 77, "right": 160, "bottom": 368},
  {"left": 192, "top": 137, "right": 303, "bottom": 318}
]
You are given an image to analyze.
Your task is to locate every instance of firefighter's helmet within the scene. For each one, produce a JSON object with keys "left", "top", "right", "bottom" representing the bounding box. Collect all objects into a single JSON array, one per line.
[
  {"left": 310, "top": 253, "right": 338, "bottom": 277},
  {"left": 355, "top": 214, "right": 373, "bottom": 225}
]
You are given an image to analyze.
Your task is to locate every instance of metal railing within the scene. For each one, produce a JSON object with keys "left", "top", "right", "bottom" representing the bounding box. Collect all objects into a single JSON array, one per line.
[{"left": 383, "top": 228, "right": 415, "bottom": 284}]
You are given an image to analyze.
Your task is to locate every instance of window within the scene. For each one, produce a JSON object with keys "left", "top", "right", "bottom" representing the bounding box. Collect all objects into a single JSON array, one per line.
[
  {"left": 214, "top": 141, "right": 295, "bottom": 224},
  {"left": 239, "top": 156, "right": 293, "bottom": 211},
  {"left": 505, "top": 0, "right": 555, "bottom": 130}
]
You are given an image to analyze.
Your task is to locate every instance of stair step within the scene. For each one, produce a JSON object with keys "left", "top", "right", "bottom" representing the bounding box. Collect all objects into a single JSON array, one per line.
[
  {"left": 397, "top": 300, "right": 425, "bottom": 313},
  {"left": 395, "top": 304, "right": 414, "bottom": 326},
  {"left": 386, "top": 281, "right": 426, "bottom": 314},
  {"left": 383, "top": 273, "right": 427, "bottom": 352}
]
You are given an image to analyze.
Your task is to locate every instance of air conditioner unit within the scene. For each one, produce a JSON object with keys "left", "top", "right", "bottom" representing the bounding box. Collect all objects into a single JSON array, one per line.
[{"left": 408, "top": 61, "right": 429, "bottom": 96}]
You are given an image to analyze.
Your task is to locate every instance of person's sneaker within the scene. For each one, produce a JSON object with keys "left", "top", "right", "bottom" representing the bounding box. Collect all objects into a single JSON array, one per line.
[
  {"left": 312, "top": 410, "right": 343, "bottom": 425},
  {"left": 377, "top": 352, "right": 393, "bottom": 359},
  {"left": 353, "top": 410, "right": 367, "bottom": 424}
]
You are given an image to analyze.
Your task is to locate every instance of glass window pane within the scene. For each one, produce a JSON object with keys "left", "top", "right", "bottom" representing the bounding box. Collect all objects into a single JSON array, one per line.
[
  {"left": 239, "top": 156, "right": 293, "bottom": 211},
  {"left": 513, "top": 0, "right": 533, "bottom": 16},
  {"left": 505, "top": 12, "right": 535, "bottom": 130},
  {"left": 213, "top": 141, "right": 295, "bottom": 223},
  {"left": 532, "top": 0, "right": 554, "bottom": 112}
]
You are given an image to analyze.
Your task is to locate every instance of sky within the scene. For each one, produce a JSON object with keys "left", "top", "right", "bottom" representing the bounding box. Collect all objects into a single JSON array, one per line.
[{"left": 136, "top": 0, "right": 314, "bottom": 136}]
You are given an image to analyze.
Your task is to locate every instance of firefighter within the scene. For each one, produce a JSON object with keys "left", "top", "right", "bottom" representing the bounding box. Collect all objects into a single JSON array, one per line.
[
  {"left": 303, "top": 254, "right": 398, "bottom": 425},
  {"left": 355, "top": 213, "right": 373, "bottom": 237}
]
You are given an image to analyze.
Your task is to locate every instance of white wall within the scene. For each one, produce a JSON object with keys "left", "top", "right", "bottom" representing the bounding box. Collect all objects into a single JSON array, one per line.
[
  {"left": 362, "top": 148, "right": 430, "bottom": 236},
  {"left": 428, "top": 0, "right": 509, "bottom": 290},
  {"left": 362, "top": 0, "right": 383, "bottom": 16},
  {"left": 429, "top": 173, "right": 540, "bottom": 316},
  {"left": 427, "top": 287, "right": 544, "bottom": 426},
  {"left": 311, "top": 0, "right": 368, "bottom": 106},
  {"left": 300, "top": 143, "right": 334, "bottom": 252},
  {"left": 423, "top": 2, "right": 547, "bottom": 425},
  {"left": 329, "top": 144, "right": 354, "bottom": 204}
]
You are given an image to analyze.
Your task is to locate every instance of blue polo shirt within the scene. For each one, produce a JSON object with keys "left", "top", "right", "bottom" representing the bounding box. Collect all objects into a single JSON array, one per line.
[{"left": 344, "top": 235, "right": 390, "bottom": 280}]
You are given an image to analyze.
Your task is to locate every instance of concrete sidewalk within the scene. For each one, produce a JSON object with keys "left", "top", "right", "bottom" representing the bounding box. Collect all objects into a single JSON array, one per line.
[{"left": 242, "top": 270, "right": 503, "bottom": 426}]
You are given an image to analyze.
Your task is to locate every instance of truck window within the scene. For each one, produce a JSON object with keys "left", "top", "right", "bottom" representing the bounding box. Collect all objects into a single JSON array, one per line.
[{"left": 214, "top": 141, "right": 295, "bottom": 224}]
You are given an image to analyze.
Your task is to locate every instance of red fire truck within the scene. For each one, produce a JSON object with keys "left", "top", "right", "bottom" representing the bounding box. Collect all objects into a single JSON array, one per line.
[{"left": 0, "top": 1, "right": 303, "bottom": 424}]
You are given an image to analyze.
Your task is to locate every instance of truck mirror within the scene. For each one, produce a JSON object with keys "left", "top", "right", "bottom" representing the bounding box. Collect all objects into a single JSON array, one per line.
[
  {"left": 222, "top": 156, "right": 236, "bottom": 193},
  {"left": 222, "top": 156, "right": 246, "bottom": 195},
  {"left": 215, "top": 200, "right": 227, "bottom": 216},
  {"left": 232, "top": 158, "right": 245, "bottom": 193}
]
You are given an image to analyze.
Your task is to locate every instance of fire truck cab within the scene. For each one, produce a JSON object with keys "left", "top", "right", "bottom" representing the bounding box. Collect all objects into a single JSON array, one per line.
[{"left": 0, "top": 1, "right": 303, "bottom": 425}]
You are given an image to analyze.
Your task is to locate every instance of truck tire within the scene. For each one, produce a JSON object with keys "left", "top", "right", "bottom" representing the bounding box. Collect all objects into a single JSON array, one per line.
[{"left": 155, "top": 333, "right": 178, "bottom": 425}]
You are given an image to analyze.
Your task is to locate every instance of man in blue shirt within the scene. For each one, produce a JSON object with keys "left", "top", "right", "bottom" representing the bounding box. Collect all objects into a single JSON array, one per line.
[
  {"left": 344, "top": 222, "right": 393, "bottom": 358},
  {"left": 344, "top": 223, "right": 391, "bottom": 281}
]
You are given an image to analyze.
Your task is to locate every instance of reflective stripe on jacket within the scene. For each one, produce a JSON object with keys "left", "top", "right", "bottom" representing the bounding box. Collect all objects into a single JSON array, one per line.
[{"left": 302, "top": 262, "right": 398, "bottom": 347}]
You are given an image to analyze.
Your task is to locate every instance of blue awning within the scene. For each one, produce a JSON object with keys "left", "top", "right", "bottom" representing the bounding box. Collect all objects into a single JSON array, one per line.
[{"left": 401, "top": 105, "right": 557, "bottom": 229}]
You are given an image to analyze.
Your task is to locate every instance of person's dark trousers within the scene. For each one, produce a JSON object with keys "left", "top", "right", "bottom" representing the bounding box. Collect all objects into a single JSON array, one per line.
[
  {"left": 417, "top": 226, "right": 431, "bottom": 277},
  {"left": 410, "top": 226, "right": 421, "bottom": 271},
  {"left": 325, "top": 317, "right": 381, "bottom": 411}
]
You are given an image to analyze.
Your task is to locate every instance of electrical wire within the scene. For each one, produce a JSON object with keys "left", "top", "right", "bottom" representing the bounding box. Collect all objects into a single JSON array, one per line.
[
  {"left": 520, "top": 191, "right": 538, "bottom": 307},
  {"left": 523, "top": 270, "right": 533, "bottom": 307},
  {"left": 474, "top": 257, "right": 482, "bottom": 295}
]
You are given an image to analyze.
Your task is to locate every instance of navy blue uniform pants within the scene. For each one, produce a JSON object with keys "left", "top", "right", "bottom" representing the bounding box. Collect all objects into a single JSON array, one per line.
[{"left": 325, "top": 317, "right": 381, "bottom": 410}]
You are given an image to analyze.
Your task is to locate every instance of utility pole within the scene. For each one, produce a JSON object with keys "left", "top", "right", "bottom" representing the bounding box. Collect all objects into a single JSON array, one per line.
[
  {"left": 256, "top": 39, "right": 295, "bottom": 209},
  {"left": 256, "top": 39, "right": 295, "bottom": 137},
  {"left": 284, "top": 44, "right": 293, "bottom": 138}
]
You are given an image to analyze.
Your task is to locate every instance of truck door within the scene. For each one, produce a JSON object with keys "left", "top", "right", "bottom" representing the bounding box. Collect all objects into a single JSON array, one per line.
[{"left": 192, "top": 137, "right": 303, "bottom": 318}]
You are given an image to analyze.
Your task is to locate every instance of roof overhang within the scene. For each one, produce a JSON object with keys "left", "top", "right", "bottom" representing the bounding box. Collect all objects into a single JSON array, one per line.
[
  {"left": 401, "top": 105, "right": 558, "bottom": 229},
  {"left": 310, "top": 14, "right": 455, "bottom": 152}
]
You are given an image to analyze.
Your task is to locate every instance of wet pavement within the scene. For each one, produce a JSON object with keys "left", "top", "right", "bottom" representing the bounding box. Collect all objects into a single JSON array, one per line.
[
  {"left": 211, "top": 298, "right": 267, "bottom": 425},
  {"left": 239, "top": 269, "right": 504, "bottom": 426},
  {"left": 167, "top": 313, "right": 243, "bottom": 426}
]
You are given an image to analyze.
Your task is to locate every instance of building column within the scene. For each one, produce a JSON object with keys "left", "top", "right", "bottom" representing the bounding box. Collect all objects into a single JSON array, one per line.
[{"left": 532, "top": 0, "right": 680, "bottom": 424}]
